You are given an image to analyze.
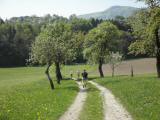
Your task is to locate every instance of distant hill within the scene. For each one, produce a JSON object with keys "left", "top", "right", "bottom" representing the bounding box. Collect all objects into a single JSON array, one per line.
[{"left": 78, "top": 6, "right": 140, "bottom": 20}]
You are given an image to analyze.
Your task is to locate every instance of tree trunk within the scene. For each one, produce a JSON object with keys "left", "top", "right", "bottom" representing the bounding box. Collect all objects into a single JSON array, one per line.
[
  {"left": 131, "top": 65, "right": 134, "bottom": 77},
  {"left": 155, "top": 27, "right": 160, "bottom": 78},
  {"left": 112, "top": 65, "right": 114, "bottom": 77},
  {"left": 45, "top": 64, "right": 54, "bottom": 90},
  {"left": 55, "top": 62, "right": 62, "bottom": 84},
  {"left": 98, "top": 60, "right": 104, "bottom": 77}
]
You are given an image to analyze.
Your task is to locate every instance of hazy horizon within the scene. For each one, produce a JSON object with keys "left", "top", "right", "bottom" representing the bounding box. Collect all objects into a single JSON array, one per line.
[{"left": 0, "top": 0, "right": 146, "bottom": 20}]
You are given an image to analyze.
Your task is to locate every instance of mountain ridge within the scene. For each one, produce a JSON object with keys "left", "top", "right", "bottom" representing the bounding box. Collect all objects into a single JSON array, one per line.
[{"left": 78, "top": 6, "right": 140, "bottom": 19}]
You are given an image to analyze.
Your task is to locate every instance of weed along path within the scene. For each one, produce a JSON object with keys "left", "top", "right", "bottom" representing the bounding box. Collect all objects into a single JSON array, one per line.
[
  {"left": 89, "top": 81, "right": 133, "bottom": 120},
  {"left": 59, "top": 81, "right": 87, "bottom": 120}
]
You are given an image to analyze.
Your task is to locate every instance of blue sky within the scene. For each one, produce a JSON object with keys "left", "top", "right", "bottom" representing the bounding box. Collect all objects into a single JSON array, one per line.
[{"left": 0, "top": 0, "right": 146, "bottom": 19}]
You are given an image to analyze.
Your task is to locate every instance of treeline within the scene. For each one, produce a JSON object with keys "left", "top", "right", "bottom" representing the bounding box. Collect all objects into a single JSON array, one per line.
[{"left": 0, "top": 14, "right": 144, "bottom": 67}]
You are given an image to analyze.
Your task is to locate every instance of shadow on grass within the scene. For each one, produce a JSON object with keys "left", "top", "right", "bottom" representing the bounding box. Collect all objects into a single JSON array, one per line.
[
  {"left": 0, "top": 114, "right": 9, "bottom": 120},
  {"left": 62, "top": 78, "right": 71, "bottom": 80},
  {"left": 102, "top": 80, "right": 120, "bottom": 84},
  {"left": 56, "top": 86, "right": 79, "bottom": 92},
  {"left": 88, "top": 77, "right": 100, "bottom": 81},
  {"left": 86, "top": 86, "right": 99, "bottom": 93}
]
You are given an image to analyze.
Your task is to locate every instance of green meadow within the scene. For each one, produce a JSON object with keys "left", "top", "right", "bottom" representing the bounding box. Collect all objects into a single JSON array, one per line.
[
  {"left": 95, "top": 75, "right": 160, "bottom": 120},
  {"left": 0, "top": 67, "right": 78, "bottom": 120},
  {"left": 0, "top": 65, "right": 160, "bottom": 120}
]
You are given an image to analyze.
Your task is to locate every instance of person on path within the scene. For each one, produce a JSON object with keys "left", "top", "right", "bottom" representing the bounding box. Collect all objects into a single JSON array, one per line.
[{"left": 81, "top": 69, "right": 88, "bottom": 88}]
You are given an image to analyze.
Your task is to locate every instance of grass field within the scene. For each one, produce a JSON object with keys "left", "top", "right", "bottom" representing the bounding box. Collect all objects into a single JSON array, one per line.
[
  {"left": 0, "top": 58, "right": 158, "bottom": 120},
  {"left": 0, "top": 67, "right": 78, "bottom": 120},
  {"left": 94, "top": 75, "right": 160, "bottom": 120},
  {"left": 60, "top": 64, "right": 98, "bottom": 78},
  {"left": 79, "top": 83, "right": 103, "bottom": 120}
]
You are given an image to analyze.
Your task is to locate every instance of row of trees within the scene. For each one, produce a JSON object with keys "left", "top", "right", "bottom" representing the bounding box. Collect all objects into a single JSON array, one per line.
[
  {"left": 31, "top": 20, "right": 124, "bottom": 89},
  {"left": 0, "top": 16, "right": 105, "bottom": 66},
  {"left": 0, "top": 22, "right": 40, "bottom": 66},
  {"left": 0, "top": 15, "right": 137, "bottom": 67},
  {"left": 31, "top": 0, "right": 160, "bottom": 90},
  {"left": 129, "top": 0, "right": 160, "bottom": 77}
]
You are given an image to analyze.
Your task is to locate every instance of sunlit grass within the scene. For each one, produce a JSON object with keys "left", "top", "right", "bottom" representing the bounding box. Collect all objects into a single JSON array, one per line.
[
  {"left": 0, "top": 64, "right": 159, "bottom": 120},
  {"left": 95, "top": 75, "right": 160, "bottom": 120},
  {"left": 0, "top": 67, "right": 78, "bottom": 120},
  {"left": 79, "top": 83, "right": 103, "bottom": 120}
]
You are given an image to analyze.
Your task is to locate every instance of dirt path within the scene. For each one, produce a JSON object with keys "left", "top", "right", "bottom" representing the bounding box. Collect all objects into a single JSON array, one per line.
[
  {"left": 89, "top": 81, "right": 133, "bottom": 120},
  {"left": 59, "top": 81, "right": 87, "bottom": 120}
]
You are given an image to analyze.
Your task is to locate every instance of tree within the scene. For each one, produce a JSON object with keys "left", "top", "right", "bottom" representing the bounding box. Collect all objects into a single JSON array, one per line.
[
  {"left": 84, "top": 22, "right": 121, "bottom": 77},
  {"left": 0, "top": 23, "right": 16, "bottom": 66},
  {"left": 0, "top": 22, "right": 39, "bottom": 67},
  {"left": 137, "top": 0, "right": 160, "bottom": 8},
  {"left": 106, "top": 52, "right": 122, "bottom": 77},
  {"left": 31, "top": 21, "right": 74, "bottom": 89},
  {"left": 14, "top": 23, "right": 36, "bottom": 65},
  {"left": 129, "top": 0, "right": 160, "bottom": 77},
  {"left": 0, "top": 18, "right": 4, "bottom": 24},
  {"left": 111, "top": 16, "right": 134, "bottom": 59},
  {"left": 69, "top": 16, "right": 92, "bottom": 33},
  {"left": 71, "top": 32, "right": 85, "bottom": 63}
]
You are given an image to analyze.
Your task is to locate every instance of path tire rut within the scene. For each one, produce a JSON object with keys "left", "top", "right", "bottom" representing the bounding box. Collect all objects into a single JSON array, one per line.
[
  {"left": 59, "top": 81, "right": 87, "bottom": 120},
  {"left": 89, "top": 81, "right": 133, "bottom": 120}
]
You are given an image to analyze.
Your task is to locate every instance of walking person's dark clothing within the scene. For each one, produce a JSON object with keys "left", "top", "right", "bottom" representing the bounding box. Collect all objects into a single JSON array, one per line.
[{"left": 82, "top": 70, "right": 88, "bottom": 88}]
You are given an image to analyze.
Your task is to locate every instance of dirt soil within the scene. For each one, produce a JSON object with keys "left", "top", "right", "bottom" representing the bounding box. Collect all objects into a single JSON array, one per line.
[{"left": 103, "top": 58, "right": 156, "bottom": 76}]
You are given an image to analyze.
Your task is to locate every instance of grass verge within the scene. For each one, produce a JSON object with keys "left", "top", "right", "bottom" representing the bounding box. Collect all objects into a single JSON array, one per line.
[
  {"left": 94, "top": 75, "right": 160, "bottom": 120},
  {"left": 79, "top": 82, "right": 103, "bottom": 120}
]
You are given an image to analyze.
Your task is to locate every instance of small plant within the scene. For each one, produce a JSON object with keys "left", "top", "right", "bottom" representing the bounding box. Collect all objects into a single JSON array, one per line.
[{"left": 106, "top": 52, "right": 122, "bottom": 77}]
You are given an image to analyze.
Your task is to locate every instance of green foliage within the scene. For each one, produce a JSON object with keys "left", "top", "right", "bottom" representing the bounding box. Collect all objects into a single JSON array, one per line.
[
  {"left": 9, "top": 15, "right": 68, "bottom": 25},
  {"left": 106, "top": 52, "right": 122, "bottom": 77},
  {"left": 0, "top": 23, "right": 37, "bottom": 66},
  {"left": 31, "top": 21, "right": 74, "bottom": 65},
  {"left": 0, "top": 12, "right": 142, "bottom": 66},
  {"left": 106, "top": 52, "right": 122, "bottom": 66},
  {"left": 0, "top": 15, "right": 68, "bottom": 67},
  {"left": 71, "top": 32, "right": 85, "bottom": 63},
  {"left": 128, "top": 7, "right": 160, "bottom": 56},
  {"left": 0, "top": 18, "right": 4, "bottom": 24},
  {"left": 110, "top": 17, "right": 134, "bottom": 58},
  {"left": 84, "top": 21, "right": 121, "bottom": 64},
  {"left": 69, "top": 16, "right": 93, "bottom": 33},
  {"left": 14, "top": 23, "right": 36, "bottom": 58},
  {"left": 95, "top": 75, "right": 160, "bottom": 120},
  {"left": 0, "top": 67, "right": 78, "bottom": 120},
  {"left": 137, "top": 0, "right": 160, "bottom": 8}
]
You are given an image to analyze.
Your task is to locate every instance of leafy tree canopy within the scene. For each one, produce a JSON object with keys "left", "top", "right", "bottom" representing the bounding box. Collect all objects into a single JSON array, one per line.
[
  {"left": 31, "top": 21, "right": 74, "bottom": 65},
  {"left": 84, "top": 21, "right": 121, "bottom": 63}
]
